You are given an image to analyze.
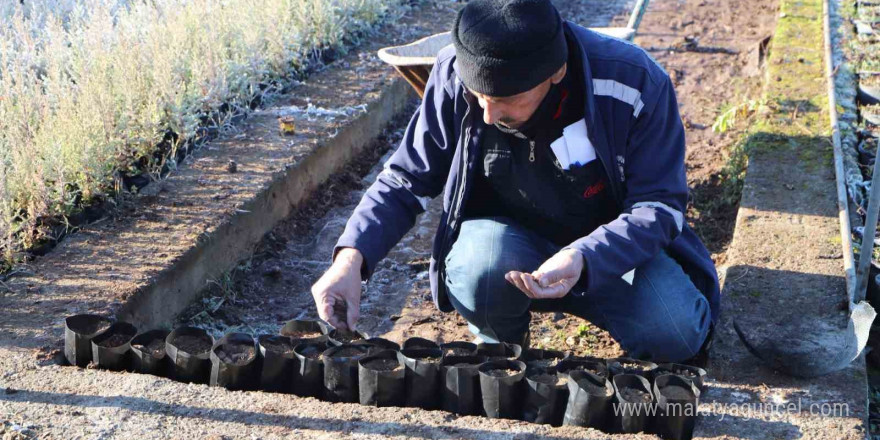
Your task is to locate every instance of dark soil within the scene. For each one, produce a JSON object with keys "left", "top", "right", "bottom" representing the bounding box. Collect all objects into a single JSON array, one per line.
[
  {"left": 526, "top": 358, "right": 559, "bottom": 370},
  {"left": 363, "top": 358, "right": 401, "bottom": 372},
  {"left": 332, "top": 330, "right": 364, "bottom": 344},
  {"left": 404, "top": 340, "right": 438, "bottom": 349},
  {"left": 172, "top": 334, "right": 212, "bottom": 354},
  {"left": 95, "top": 332, "right": 134, "bottom": 348},
  {"left": 71, "top": 319, "right": 110, "bottom": 335},
  {"left": 408, "top": 352, "right": 440, "bottom": 361},
  {"left": 132, "top": 339, "right": 166, "bottom": 358},
  {"left": 562, "top": 363, "right": 606, "bottom": 379},
  {"left": 618, "top": 361, "right": 652, "bottom": 373},
  {"left": 620, "top": 387, "right": 653, "bottom": 404},
  {"left": 260, "top": 336, "right": 296, "bottom": 355},
  {"left": 528, "top": 372, "right": 564, "bottom": 386},
  {"left": 285, "top": 330, "right": 323, "bottom": 340},
  {"left": 574, "top": 375, "right": 606, "bottom": 395},
  {"left": 659, "top": 384, "right": 694, "bottom": 400},
  {"left": 443, "top": 347, "right": 475, "bottom": 357},
  {"left": 485, "top": 368, "right": 518, "bottom": 378},
  {"left": 215, "top": 343, "right": 256, "bottom": 365},
  {"left": 330, "top": 346, "right": 368, "bottom": 359},
  {"left": 298, "top": 344, "right": 324, "bottom": 360}
]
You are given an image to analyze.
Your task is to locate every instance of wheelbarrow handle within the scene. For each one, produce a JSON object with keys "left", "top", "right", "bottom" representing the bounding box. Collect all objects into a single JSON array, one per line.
[{"left": 626, "top": 0, "right": 650, "bottom": 33}]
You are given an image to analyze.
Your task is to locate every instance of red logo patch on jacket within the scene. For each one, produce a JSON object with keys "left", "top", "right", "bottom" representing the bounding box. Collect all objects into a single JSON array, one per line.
[{"left": 583, "top": 181, "right": 606, "bottom": 199}]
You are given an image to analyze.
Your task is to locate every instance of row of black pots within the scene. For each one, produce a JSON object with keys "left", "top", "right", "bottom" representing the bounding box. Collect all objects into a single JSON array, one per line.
[{"left": 64, "top": 315, "right": 704, "bottom": 439}]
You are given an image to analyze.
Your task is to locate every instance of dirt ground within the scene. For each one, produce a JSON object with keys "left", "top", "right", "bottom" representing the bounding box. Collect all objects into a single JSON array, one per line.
[{"left": 181, "top": 0, "right": 780, "bottom": 359}]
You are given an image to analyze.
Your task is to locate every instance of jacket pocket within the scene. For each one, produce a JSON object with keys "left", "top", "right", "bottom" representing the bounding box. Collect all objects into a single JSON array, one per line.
[{"left": 483, "top": 149, "right": 512, "bottom": 178}]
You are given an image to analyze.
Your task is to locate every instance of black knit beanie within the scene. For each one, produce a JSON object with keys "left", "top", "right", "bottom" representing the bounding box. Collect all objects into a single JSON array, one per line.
[{"left": 452, "top": 0, "right": 568, "bottom": 97}]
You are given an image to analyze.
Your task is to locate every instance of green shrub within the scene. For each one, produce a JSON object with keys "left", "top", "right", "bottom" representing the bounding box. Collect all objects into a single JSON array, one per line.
[{"left": 0, "top": 0, "right": 398, "bottom": 264}]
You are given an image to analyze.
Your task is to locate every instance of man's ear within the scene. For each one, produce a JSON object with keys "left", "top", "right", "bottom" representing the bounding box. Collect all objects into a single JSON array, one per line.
[{"left": 550, "top": 63, "right": 567, "bottom": 85}]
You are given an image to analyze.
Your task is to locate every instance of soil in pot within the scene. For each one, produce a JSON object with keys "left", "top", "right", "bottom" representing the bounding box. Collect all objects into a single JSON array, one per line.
[
  {"left": 323, "top": 344, "right": 370, "bottom": 403},
  {"left": 557, "top": 358, "right": 608, "bottom": 380},
  {"left": 654, "top": 363, "right": 707, "bottom": 392},
  {"left": 358, "top": 350, "right": 405, "bottom": 407},
  {"left": 402, "top": 337, "right": 439, "bottom": 350},
  {"left": 653, "top": 374, "right": 700, "bottom": 440},
  {"left": 523, "top": 368, "right": 568, "bottom": 426},
  {"left": 64, "top": 314, "right": 112, "bottom": 367},
  {"left": 441, "top": 355, "right": 486, "bottom": 416},
  {"left": 210, "top": 333, "right": 261, "bottom": 391},
  {"left": 91, "top": 322, "right": 137, "bottom": 371},
  {"left": 130, "top": 329, "right": 170, "bottom": 376},
  {"left": 398, "top": 348, "right": 444, "bottom": 409},
  {"left": 476, "top": 342, "right": 522, "bottom": 361},
  {"left": 478, "top": 359, "right": 526, "bottom": 419},
  {"left": 293, "top": 340, "right": 331, "bottom": 398},
  {"left": 328, "top": 328, "right": 369, "bottom": 345},
  {"left": 166, "top": 327, "right": 214, "bottom": 384},
  {"left": 612, "top": 374, "right": 655, "bottom": 434},
  {"left": 258, "top": 335, "right": 297, "bottom": 393},
  {"left": 362, "top": 337, "right": 400, "bottom": 353},
  {"left": 279, "top": 319, "right": 329, "bottom": 342},
  {"left": 562, "top": 370, "right": 615, "bottom": 430},
  {"left": 606, "top": 357, "right": 658, "bottom": 379},
  {"left": 440, "top": 341, "right": 477, "bottom": 357}
]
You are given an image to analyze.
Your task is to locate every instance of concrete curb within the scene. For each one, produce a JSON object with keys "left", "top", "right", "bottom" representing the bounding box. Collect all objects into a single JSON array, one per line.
[{"left": 116, "top": 77, "right": 413, "bottom": 329}]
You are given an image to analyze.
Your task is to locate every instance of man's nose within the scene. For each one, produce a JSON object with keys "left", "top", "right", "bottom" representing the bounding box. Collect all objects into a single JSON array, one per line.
[{"left": 481, "top": 101, "right": 503, "bottom": 125}]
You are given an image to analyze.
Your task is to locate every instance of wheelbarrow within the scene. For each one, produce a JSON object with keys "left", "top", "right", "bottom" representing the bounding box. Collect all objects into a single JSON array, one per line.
[{"left": 378, "top": 0, "right": 650, "bottom": 97}]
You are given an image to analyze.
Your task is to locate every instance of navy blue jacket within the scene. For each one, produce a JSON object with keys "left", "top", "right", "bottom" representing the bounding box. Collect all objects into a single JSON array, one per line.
[{"left": 335, "top": 22, "right": 721, "bottom": 324}]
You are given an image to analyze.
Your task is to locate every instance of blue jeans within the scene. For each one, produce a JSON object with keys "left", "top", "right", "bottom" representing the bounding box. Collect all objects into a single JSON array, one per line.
[{"left": 444, "top": 217, "right": 711, "bottom": 362}]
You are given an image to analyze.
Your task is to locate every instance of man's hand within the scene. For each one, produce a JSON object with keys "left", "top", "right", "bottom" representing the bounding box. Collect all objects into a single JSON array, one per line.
[
  {"left": 505, "top": 248, "right": 584, "bottom": 299},
  {"left": 311, "top": 247, "right": 363, "bottom": 331}
]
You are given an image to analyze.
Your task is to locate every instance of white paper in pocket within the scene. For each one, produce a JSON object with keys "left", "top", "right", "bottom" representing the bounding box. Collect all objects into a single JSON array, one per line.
[
  {"left": 563, "top": 118, "right": 596, "bottom": 167},
  {"left": 549, "top": 136, "right": 570, "bottom": 169}
]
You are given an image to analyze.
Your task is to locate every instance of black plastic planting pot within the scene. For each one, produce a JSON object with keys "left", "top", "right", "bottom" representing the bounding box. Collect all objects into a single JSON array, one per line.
[
  {"left": 293, "top": 340, "right": 331, "bottom": 398},
  {"left": 402, "top": 337, "right": 439, "bottom": 350},
  {"left": 607, "top": 357, "right": 658, "bottom": 379},
  {"left": 440, "top": 341, "right": 477, "bottom": 357},
  {"left": 522, "top": 367, "right": 568, "bottom": 425},
  {"left": 557, "top": 357, "right": 609, "bottom": 380},
  {"left": 363, "top": 337, "right": 400, "bottom": 352},
  {"left": 613, "top": 374, "right": 655, "bottom": 434},
  {"left": 165, "top": 326, "right": 214, "bottom": 384},
  {"left": 653, "top": 374, "right": 700, "bottom": 440},
  {"left": 398, "top": 348, "right": 443, "bottom": 409},
  {"left": 358, "top": 349, "right": 405, "bottom": 407},
  {"left": 258, "top": 334, "right": 297, "bottom": 393},
  {"left": 476, "top": 342, "right": 522, "bottom": 361},
  {"left": 523, "top": 348, "right": 566, "bottom": 370},
  {"left": 440, "top": 355, "right": 486, "bottom": 415},
  {"left": 279, "top": 319, "right": 330, "bottom": 343},
  {"left": 64, "top": 314, "right": 112, "bottom": 367},
  {"left": 562, "top": 370, "right": 615, "bottom": 430},
  {"left": 210, "top": 333, "right": 261, "bottom": 391},
  {"left": 90, "top": 322, "right": 137, "bottom": 371},
  {"left": 130, "top": 329, "right": 170, "bottom": 376},
  {"left": 654, "top": 363, "right": 707, "bottom": 392},
  {"left": 327, "top": 328, "right": 369, "bottom": 346},
  {"left": 323, "top": 343, "right": 371, "bottom": 403},
  {"left": 478, "top": 359, "right": 526, "bottom": 419}
]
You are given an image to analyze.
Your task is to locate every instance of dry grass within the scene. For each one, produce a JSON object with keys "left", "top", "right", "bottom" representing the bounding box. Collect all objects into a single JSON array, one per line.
[{"left": 0, "top": 0, "right": 399, "bottom": 265}]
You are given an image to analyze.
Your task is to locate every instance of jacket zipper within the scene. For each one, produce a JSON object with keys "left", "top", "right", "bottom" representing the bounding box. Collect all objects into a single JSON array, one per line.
[{"left": 449, "top": 118, "right": 472, "bottom": 233}]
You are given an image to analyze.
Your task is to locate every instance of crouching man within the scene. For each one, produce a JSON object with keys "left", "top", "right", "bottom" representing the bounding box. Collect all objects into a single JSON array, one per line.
[{"left": 311, "top": 0, "right": 718, "bottom": 362}]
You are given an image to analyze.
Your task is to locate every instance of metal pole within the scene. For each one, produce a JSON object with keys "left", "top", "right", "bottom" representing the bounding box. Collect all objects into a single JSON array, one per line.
[
  {"left": 627, "top": 0, "right": 650, "bottom": 32},
  {"left": 856, "top": 150, "right": 880, "bottom": 302},
  {"left": 824, "top": 0, "right": 859, "bottom": 304}
]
